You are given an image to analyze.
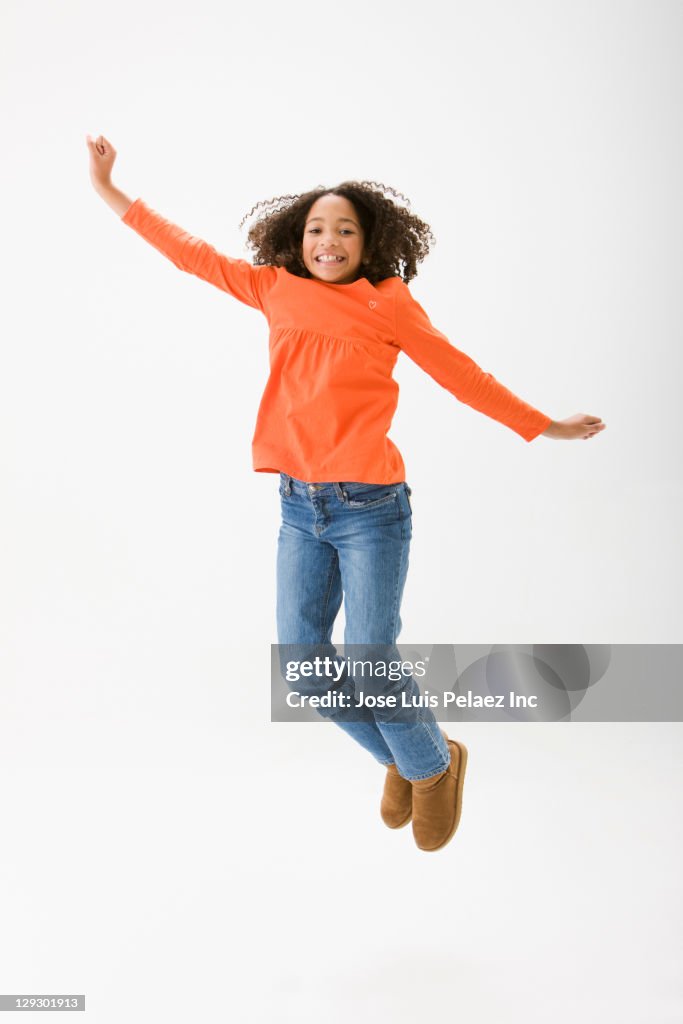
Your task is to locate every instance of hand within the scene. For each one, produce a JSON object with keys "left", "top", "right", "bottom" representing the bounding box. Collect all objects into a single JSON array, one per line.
[
  {"left": 85, "top": 133, "right": 117, "bottom": 191},
  {"left": 543, "top": 414, "right": 606, "bottom": 440}
]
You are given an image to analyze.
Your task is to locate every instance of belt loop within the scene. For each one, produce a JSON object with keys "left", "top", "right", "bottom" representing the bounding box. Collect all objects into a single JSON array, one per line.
[
  {"left": 333, "top": 482, "right": 346, "bottom": 502},
  {"left": 284, "top": 475, "right": 292, "bottom": 496}
]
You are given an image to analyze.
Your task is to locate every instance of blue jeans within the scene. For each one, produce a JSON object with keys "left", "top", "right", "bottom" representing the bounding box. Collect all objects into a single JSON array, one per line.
[{"left": 276, "top": 474, "right": 450, "bottom": 781}]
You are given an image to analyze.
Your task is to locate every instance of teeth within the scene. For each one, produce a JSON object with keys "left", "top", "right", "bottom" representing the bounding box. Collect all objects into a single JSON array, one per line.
[{"left": 316, "top": 255, "right": 343, "bottom": 262}]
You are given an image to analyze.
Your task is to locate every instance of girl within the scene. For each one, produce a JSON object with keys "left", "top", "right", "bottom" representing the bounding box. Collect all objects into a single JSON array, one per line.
[{"left": 85, "top": 133, "right": 606, "bottom": 852}]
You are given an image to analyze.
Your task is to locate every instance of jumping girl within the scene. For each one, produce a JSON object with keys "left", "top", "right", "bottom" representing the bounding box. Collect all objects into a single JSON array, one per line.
[{"left": 85, "top": 133, "right": 606, "bottom": 853}]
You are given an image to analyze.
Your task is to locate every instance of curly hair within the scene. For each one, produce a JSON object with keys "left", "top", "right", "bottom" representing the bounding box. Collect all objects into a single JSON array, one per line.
[{"left": 238, "top": 180, "right": 435, "bottom": 285}]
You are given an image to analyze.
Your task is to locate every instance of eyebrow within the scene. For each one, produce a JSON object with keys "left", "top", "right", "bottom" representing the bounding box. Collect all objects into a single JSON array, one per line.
[{"left": 306, "top": 216, "right": 359, "bottom": 226}]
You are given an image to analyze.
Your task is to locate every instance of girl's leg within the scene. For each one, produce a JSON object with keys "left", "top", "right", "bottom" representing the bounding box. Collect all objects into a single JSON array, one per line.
[
  {"left": 335, "top": 481, "right": 451, "bottom": 782},
  {"left": 276, "top": 476, "right": 394, "bottom": 765}
]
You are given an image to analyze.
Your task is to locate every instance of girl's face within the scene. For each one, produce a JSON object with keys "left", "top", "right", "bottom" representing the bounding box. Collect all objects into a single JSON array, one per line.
[{"left": 302, "top": 194, "right": 366, "bottom": 284}]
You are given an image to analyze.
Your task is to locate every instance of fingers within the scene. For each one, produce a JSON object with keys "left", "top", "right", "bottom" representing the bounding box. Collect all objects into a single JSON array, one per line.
[
  {"left": 85, "top": 133, "right": 110, "bottom": 156},
  {"left": 583, "top": 427, "right": 605, "bottom": 439},
  {"left": 584, "top": 419, "right": 606, "bottom": 437}
]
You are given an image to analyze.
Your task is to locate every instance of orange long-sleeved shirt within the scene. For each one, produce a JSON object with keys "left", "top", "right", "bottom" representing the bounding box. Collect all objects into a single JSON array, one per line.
[{"left": 121, "top": 198, "right": 552, "bottom": 483}]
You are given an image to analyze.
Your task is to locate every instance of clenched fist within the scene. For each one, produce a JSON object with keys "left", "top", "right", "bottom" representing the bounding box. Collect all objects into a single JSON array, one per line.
[{"left": 85, "top": 133, "right": 117, "bottom": 190}]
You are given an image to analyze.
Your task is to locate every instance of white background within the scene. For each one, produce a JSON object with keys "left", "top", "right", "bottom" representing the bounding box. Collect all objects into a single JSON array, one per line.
[{"left": 1, "top": 1, "right": 682, "bottom": 1021}]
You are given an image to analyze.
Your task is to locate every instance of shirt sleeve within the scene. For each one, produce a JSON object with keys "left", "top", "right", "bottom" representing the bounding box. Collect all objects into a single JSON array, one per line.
[
  {"left": 120, "top": 198, "right": 277, "bottom": 313},
  {"left": 394, "top": 280, "right": 553, "bottom": 442}
]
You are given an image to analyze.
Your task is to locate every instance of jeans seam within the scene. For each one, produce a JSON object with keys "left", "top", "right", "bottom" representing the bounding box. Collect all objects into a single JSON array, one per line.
[
  {"left": 410, "top": 722, "right": 451, "bottom": 780},
  {"left": 392, "top": 504, "right": 409, "bottom": 640},
  {"left": 318, "top": 548, "right": 339, "bottom": 640}
]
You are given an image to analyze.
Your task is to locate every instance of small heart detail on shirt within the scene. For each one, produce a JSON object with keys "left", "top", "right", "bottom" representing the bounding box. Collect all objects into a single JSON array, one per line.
[{"left": 369, "top": 300, "right": 377, "bottom": 309}]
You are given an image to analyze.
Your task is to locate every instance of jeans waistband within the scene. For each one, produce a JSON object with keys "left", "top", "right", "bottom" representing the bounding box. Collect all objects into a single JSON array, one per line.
[
  {"left": 279, "top": 474, "right": 350, "bottom": 499},
  {"left": 279, "top": 473, "right": 410, "bottom": 498}
]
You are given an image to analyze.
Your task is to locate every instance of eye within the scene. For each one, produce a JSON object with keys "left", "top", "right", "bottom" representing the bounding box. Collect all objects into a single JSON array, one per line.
[{"left": 306, "top": 227, "right": 355, "bottom": 235}]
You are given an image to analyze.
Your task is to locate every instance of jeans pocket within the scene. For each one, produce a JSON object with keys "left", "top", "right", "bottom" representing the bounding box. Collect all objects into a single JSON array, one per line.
[{"left": 343, "top": 483, "right": 399, "bottom": 509}]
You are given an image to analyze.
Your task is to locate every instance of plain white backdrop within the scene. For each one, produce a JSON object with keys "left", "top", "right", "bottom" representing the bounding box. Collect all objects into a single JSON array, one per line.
[{"left": 1, "top": 0, "right": 682, "bottom": 1021}]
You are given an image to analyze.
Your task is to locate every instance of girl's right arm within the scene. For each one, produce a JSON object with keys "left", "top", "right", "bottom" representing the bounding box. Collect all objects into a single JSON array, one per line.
[{"left": 85, "top": 134, "right": 276, "bottom": 312}]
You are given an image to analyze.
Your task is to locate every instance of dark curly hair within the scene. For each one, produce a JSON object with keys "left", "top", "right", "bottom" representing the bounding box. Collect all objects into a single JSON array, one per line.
[{"left": 238, "top": 180, "right": 435, "bottom": 285}]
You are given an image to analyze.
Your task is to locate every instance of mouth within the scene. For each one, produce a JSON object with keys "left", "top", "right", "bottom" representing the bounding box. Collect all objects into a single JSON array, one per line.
[{"left": 315, "top": 255, "right": 346, "bottom": 265}]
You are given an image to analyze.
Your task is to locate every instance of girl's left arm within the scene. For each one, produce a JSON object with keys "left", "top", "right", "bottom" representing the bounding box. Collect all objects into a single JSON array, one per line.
[{"left": 394, "top": 283, "right": 605, "bottom": 442}]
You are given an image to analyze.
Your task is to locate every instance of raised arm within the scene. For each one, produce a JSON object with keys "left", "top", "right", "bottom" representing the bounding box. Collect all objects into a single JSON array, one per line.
[{"left": 85, "top": 133, "right": 276, "bottom": 312}]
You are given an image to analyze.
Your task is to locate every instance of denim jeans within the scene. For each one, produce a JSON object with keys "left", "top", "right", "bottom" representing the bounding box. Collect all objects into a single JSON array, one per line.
[{"left": 276, "top": 474, "right": 450, "bottom": 781}]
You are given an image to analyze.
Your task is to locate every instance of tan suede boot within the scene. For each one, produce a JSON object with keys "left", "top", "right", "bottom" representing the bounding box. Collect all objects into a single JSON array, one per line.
[
  {"left": 380, "top": 763, "right": 413, "bottom": 828},
  {"left": 411, "top": 737, "right": 468, "bottom": 851}
]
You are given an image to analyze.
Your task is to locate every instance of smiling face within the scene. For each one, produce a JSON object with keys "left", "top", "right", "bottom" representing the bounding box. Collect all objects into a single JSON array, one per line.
[{"left": 302, "top": 193, "right": 366, "bottom": 284}]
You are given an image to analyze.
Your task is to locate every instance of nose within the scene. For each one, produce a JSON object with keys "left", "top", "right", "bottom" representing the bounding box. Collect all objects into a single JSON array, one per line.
[{"left": 318, "top": 226, "right": 340, "bottom": 244}]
